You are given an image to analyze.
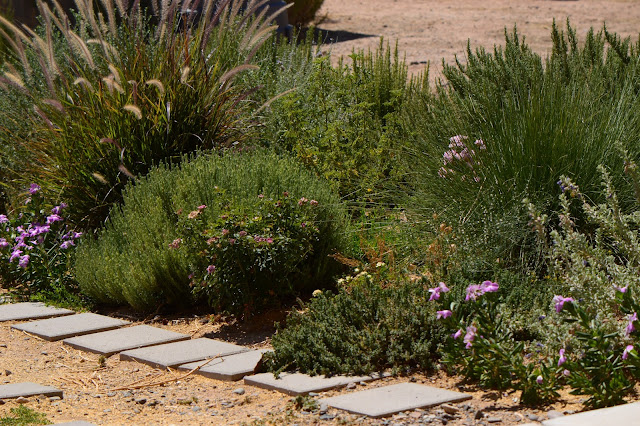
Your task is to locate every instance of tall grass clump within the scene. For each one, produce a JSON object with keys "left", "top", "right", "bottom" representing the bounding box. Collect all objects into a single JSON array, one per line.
[
  {"left": 248, "top": 37, "right": 419, "bottom": 203},
  {"left": 400, "top": 22, "right": 640, "bottom": 270},
  {"left": 75, "top": 150, "right": 348, "bottom": 313},
  {"left": 0, "top": 0, "right": 279, "bottom": 228}
]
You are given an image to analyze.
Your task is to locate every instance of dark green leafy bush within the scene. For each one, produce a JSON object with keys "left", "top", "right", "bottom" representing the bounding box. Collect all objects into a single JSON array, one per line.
[
  {"left": 0, "top": 0, "right": 272, "bottom": 228},
  {"left": 265, "top": 275, "right": 446, "bottom": 376},
  {"left": 75, "top": 150, "right": 348, "bottom": 313}
]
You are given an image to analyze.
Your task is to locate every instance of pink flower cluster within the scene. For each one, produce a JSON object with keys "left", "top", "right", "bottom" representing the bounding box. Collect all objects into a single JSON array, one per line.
[{"left": 438, "top": 135, "right": 486, "bottom": 181}]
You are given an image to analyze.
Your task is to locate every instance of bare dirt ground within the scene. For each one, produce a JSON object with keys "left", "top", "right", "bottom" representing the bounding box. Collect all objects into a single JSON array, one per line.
[
  {"left": 316, "top": 0, "right": 640, "bottom": 81},
  {"left": 3, "top": 1, "right": 640, "bottom": 424}
]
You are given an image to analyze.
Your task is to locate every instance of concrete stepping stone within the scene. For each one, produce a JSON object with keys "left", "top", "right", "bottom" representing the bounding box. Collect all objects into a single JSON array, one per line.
[
  {"left": 0, "top": 302, "right": 74, "bottom": 322},
  {"left": 0, "top": 382, "right": 63, "bottom": 399},
  {"left": 63, "top": 325, "right": 189, "bottom": 356},
  {"left": 319, "top": 383, "right": 471, "bottom": 418},
  {"left": 244, "top": 372, "right": 386, "bottom": 396},
  {"left": 11, "top": 313, "right": 130, "bottom": 341},
  {"left": 178, "top": 349, "right": 271, "bottom": 381},
  {"left": 119, "top": 337, "right": 248, "bottom": 369},
  {"left": 542, "top": 401, "right": 640, "bottom": 425}
]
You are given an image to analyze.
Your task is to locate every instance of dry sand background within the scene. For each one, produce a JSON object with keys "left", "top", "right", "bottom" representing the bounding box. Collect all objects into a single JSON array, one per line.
[{"left": 315, "top": 0, "right": 640, "bottom": 80}]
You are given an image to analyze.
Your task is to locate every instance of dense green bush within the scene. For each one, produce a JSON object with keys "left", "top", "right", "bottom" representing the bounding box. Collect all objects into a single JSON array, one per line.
[
  {"left": 265, "top": 273, "right": 446, "bottom": 376},
  {"left": 249, "top": 37, "right": 418, "bottom": 202},
  {"left": 75, "top": 150, "right": 348, "bottom": 313},
  {"left": 0, "top": 0, "right": 272, "bottom": 228},
  {"left": 399, "top": 22, "right": 640, "bottom": 269}
]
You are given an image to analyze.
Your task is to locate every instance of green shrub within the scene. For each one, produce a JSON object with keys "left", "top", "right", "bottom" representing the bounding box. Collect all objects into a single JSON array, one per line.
[
  {"left": 399, "top": 22, "right": 640, "bottom": 270},
  {"left": 249, "top": 37, "right": 417, "bottom": 203},
  {"left": 286, "top": 0, "right": 324, "bottom": 27},
  {"left": 265, "top": 274, "right": 446, "bottom": 376},
  {"left": 0, "top": 0, "right": 273, "bottom": 228},
  {"left": 75, "top": 150, "right": 348, "bottom": 313}
]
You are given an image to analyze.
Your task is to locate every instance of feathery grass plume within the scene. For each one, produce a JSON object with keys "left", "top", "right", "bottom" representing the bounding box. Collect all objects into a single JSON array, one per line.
[{"left": 0, "top": 0, "right": 276, "bottom": 228}]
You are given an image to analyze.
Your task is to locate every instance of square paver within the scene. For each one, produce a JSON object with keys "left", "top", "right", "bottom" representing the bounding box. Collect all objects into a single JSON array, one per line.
[
  {"left": 178, "top": 349, "right": 270, "bottom": 381},
  {"left": 0, "top": 382, "right": 63, "bottom": 399},
  {"left": 0, "top": 302, "right": 74, "bottom": 322},
  {"left": 119, "top": 337, "right": 248, "bottom": 368},
  {"left": 320, "top": 383, "right": 472, "bottom": 418},
  {"left": 244, "top": 372, "right": 386, "bottom": 396},
  {"left": 543, "top": 401, "right": 640, "bottom": 425},
  {"left": 11, "top": 313, "right": 130, "bottom": 341},
  {"left": 63, "top": 325, "right": 189, "bottom": 356}
]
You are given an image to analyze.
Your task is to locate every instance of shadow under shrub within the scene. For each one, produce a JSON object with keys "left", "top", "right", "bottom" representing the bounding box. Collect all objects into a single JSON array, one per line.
[
  {"left": 75, "top": 150, "right": 348, "bottom": 313},
  {"left": 264, "top": 276, "right": 446, "bottom": 376}
]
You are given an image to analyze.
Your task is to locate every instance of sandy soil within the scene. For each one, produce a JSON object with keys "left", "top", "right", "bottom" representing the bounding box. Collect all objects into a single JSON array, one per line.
[
  {"left": 0, "top": 311, "right": 587, "bottom": 426},
  {"left": 315, "top": 0, "right": 640, "bottom": 81}
]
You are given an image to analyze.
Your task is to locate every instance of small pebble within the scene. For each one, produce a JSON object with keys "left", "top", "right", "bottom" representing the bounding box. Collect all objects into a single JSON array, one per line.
[
  {"left": 308, "top": 392, "right": 319, "bottom": 397},
  {"left": 233, "top": 388, "right": 245, "bottom": 395},
  {"left": 0, "top": 399, "right": 5, "bottom": 405},
  {"left": 0, "top": 344, "right": 7, "bottom": 348},
  {"left": 49, "top": 396, "right": 61, "bottom": 402},
  {"left": 346, "top": 382, "right": 357, "bottom": 390},
  {"left": 121, "top": 391, "right": 133, "bottom": 397},
  {"left": 442, "top": 404, "right": 460, "bottom": 414},
  {"left": 547, "top": 410, "right": 564, "bottom": 420},
  {"left": 133, "top": 408, "right": 141, "bottom": 414},
  {"left": 319, "top": 403, "right": 328, "bottom": 414},
  {"left": 15, "top": 396, "right": 28, "bottom": 404},
  {"left": 4, "top": 370, "right": 11, "bottom": 376},
  {"left": 487, "top": 417, "right": 502, "bottom": 423},
  {"left": 319, "top": 414, "right": 335, "bottom": 421},
  {"left": 525, "top": 413, "right": 540, "bottom": 421},
  {"left": 135, "top": 397, "right": 147, "bottom": 405}
]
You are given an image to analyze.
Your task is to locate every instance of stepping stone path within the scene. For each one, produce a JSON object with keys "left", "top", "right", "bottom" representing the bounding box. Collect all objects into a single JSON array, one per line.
[
  {"left": 244, "top": 372, "right": 386, "bottom": 396},
  {"left": 63, "top": 324, "right": 189, "bottom": 356},
  {"left": 541, "top": 401, "right": 640, "bottom": 425},
  {"left": 0, "top": 382, "right": 63, "bottom": 399},
  {"left": 119, "top": 337, "right": 248, "bottom": 368},
  {"left": 0, "top": 302, "right": 73, "bottom": 322},
  {"left": 319, "top": 383, "right": 472, "bottom": 418},
  {"left": 179, "top": 349, "right": 271, "bottom": 381},
  {"left": 0, "top": 301, "right": 490, "bottom": 421},
  {"left": 11, "top": 313, "right": 130, "bottom": 341}
]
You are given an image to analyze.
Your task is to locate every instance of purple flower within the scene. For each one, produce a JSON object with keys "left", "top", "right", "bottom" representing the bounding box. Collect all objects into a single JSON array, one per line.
[
  {"left": 51, "top": 203, "right": 68, "bottom": 215},
  {"left": 480, "top": 280, "right": 499, "bottom": 293},
  {"left": 0, "top": 214, "right": 7, "bottom": 223},
  {"left": 436, "top": 310, "right": 452, "bottom": 319},
  {"left": 626, "top": 312, "right": 637, "bottom": 336},
  {"left": 229, "top": 238, "right": 236, "bottom": 245},
  {"left": 46, "top": 214, "right": 63, "bottom": 224},
  {"left": 563, "top": 369, "right": 571, "bottom": 377},
  {"left": 206, "top": 265, "right": 216, "bottom": 275},
  {"left": 72, "top": 232, "right": 83, "bottom": 239},
  {"left": 238, "top": 231, "right": 247, "bottom": 237},
  {"left": 310, "top": 200, "right": 319, "bottom": 206},
  {"left": 29, "top": 183, "right": 40, "bottom": 194},
  {"left": 0, "top": 238, "right": 9, "bottom": 249},
  {"left": 536, "top": 376, "right": 543, "bottom": 385},
  {"left": 623, "top": 345, "right": 634, "bottom": 360},
  {"left": 558, "top": 349, "right": 566, "bottom": 367},
  {"left": 18, "top": 254, "right": 29, "bottom": 268},
  {"left": 197, "top": 205, "right": 207, "bottom": 211},
  {"left": 428, "top": 282, "right": 450, "bottom": 301},
  {"left": 9, "top": 249, "right": 22, "bottom": 262},
  {"left": 60, "top": 240, "right": 75, "bottom": 249},
  {"left": 298, "top": 197, "right": 308, "bottom": 206},
  {"left": 463, "top": 325, "right": 477, "bottom": 349},
  {"left": 465, "top": 284, "right": 483, "bottom": 301},
  {"left": 266, "top": 238, "right": 274, "bottom": 244},
  {"left": 553, "top": 295, "right": 574, "bottom": 313},
  {"left": 258, "top": 194, "right": 264, "bottom": 199},
  {"left": 168, "top": 238, "right": 182, "bottom": 249},
  {"left": 452, "top": 329, "right": 463, "bottom": 339},
  {"left": 615, "top": 285, "right": 628, "bottom": 293}
]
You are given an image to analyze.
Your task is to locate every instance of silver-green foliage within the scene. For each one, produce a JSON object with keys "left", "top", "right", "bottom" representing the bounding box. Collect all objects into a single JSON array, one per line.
[{"left": 75, "top": 150, "right": 348, "bottom": 312}]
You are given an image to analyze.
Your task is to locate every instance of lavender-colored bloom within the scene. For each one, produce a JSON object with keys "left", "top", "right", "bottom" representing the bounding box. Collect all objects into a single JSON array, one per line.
[
  {"left": 626, "top": 312, "right": 637, "bottom": 336},
  {"left": 9, "top": 249, "right": 22, "bottom": 262},
  {"left": 46, "top": 214, "right": 63, "bottom": 224},
  {"left": 553, "top": 295, "right": 574, "bottom": 313},
  {"left": 436, "top": 310, "right": 452, "bottom": 319},
  {"left": 29, "top": 183, "right": 41, "bottom": 194},
  {"left": 463, "top": 325, "right": 477, "bottom": 349},
  {"left": 310, "top": 200, "right": 319, "bottom": 206},
  {"left": 563, "top": 369, "right": 571, "bottom": 377},
  {"left": 428, "top": 282, "right": 449, "bottom": 301},
  {"left": 536, "top": 376, "right": 543, "bottom": 385},
  {"left": 72, "top": 232, "right": 83, "bottom": 239},
  {"left": 480, "top": 280, "right": 499, "bottom": 293},
  {"left": 443, "top": 150, "right": 455, "bottom": 164},
  {"left": 0, "top": 214, "right": 7, "bottom": 223},
  {"left": 615, "top": 285, "right": 628, "bottom": 293},
  {"left": 60, "top": 240, "right": 75, "bottom": 249},
  {"left": 197, "top": 205, "right": 207, "bottom": 211},
  {"left": 206, "top": 265, "right": 216, "bottom": 275},
  {"left": 623, "top": 345, "right": 634, "bottom": 360},
  {"left": 474, "top": 139, "right": 486, "bottom": 150},
  {"left": 452, "top": 329, "right": 463, "bottom": 339},
  {"left": 0, "top": 238, "right": 8, "bottom": 249},
  {"left": 51, "top": 203, "right": 68, "bottom": 215},
  {"left": 18, "top": 254, "right": 29, "bottom": 268},
  {"left": 168, "top": 238, "right": 182, "bottom": 249},
  {"left": 465, "top": 284, "right": 483, "bottom": 301},
  {"left": 558, "top": 349, "right": 566, "bottom": 367}
]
